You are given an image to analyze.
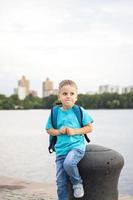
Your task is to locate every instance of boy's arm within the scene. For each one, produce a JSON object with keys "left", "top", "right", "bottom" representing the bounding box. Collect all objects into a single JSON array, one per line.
[
  {"left": 46, "top": 127, "right": 67, "bottom": 136},
  {"left": 66, "top": 123, "right": 93, "bottom": 136}
]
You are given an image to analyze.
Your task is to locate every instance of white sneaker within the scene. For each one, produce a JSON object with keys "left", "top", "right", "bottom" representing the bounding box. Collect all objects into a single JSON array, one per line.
[{"left": 73, "top": 183, "right": 84, "bottom": 198}]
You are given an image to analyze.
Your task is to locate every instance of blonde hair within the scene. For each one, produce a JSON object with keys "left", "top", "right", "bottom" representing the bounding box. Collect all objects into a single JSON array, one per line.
[{"left": 59, "top": 80, "right": 78, "bottom": 92}]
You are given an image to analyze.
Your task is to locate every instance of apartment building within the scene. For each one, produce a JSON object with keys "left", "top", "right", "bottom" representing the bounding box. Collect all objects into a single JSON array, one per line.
[{"left": 98, "top": 85, "right": 119, "bottom": 94}]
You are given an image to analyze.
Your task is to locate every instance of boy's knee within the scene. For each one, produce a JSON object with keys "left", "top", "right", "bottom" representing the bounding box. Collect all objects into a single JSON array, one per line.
[
  {"left": 63, "top": 159, "right": 75, "bottom": 172},
  {"left": 63, "top": 160, "right": 71, "bottom": 172}
]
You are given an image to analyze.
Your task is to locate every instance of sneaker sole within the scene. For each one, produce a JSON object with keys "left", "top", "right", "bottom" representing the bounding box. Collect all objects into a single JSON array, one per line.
[{"left": 74, "top": 192, "right": 84, "bottom": 198}]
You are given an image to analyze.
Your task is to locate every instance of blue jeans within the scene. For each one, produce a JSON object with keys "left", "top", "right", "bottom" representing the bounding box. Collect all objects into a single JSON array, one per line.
[{"left": 55, "top": 148, "right": 85, "bottom": 200}]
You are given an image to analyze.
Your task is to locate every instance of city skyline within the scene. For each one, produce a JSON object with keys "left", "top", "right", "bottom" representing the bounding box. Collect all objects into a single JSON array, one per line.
[
  {"left": 0, "top": 75, "right": 132, "bottom": 98},
  {"left": 0, "top": 0, "right": 133, "bottom": 96},
  {"left": 1, "top": 74, "right": 131, "bottom": 96}
]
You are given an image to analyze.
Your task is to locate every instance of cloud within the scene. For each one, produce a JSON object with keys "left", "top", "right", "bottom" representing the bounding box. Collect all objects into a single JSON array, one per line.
[{"left": 0, "top": 0, "right": 133, "bottom": 96}]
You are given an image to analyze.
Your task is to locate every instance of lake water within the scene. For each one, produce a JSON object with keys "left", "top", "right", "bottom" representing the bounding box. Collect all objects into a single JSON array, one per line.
[{"left": 0, "top": 109, "right": 133, "bottom": 196}]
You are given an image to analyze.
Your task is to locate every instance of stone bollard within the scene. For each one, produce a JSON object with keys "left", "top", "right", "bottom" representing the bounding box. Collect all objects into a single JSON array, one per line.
[{"left": 69, "top": 144, "right": 124, "bottom": 200}]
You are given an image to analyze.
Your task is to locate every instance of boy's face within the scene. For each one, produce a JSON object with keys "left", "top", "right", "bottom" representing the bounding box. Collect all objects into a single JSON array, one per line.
[{"left": 58, "top": 85, "right": 78, "bottom": 109}]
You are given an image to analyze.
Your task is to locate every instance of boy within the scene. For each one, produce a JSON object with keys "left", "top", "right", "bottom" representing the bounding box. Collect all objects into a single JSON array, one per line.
[{"left": 46, "top": 80, "right": 93, "bottom": 200}]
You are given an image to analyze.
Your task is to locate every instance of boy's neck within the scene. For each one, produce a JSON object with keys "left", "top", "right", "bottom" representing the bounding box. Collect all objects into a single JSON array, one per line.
[{"left": 61, "top": 105, "right": 74, "bottom": 110}]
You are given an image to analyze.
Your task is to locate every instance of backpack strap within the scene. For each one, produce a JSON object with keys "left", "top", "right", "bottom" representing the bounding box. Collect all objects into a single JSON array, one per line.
[
  {"left": 50, "top": 105, "right": 59, "bottom": 129},
  {"left": 72, "top": 105, "right": 90, "bottom": 143},
  {"left": 48, "top": 106, "right": 59, "bottom": 153},
  {"left": 72, "top": 105, "right": 83, "bottom": 127},
  {"left": 48, "top": 135, "right": 57, "bottom": 153},
  {"left": 84, "top": 132, "right": 90, "bottom": 143}
]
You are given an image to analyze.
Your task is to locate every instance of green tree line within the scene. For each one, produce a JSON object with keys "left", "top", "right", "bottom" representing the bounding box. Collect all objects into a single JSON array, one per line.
[{"left": 0, "top": 92, "right": 133, "bottom": 110}]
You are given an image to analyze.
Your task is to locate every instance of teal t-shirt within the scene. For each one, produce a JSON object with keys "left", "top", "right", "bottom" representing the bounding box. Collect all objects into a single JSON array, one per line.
[{"left": 45, "top": 106, "right": 93, "bottom": 156}]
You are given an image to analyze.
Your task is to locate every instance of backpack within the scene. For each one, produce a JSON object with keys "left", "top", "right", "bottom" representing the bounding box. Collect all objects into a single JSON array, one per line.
[{"left": 48, "top": 105, "right": 90, "bottom": 153}]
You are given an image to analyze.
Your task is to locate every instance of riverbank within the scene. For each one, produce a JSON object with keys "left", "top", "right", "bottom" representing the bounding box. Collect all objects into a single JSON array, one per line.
[
  {"left": 0, "top": 176, "right": 132, "bottom": 200},
  {"left": 0, "top": 176, "right": 56, "bottom": 200}
]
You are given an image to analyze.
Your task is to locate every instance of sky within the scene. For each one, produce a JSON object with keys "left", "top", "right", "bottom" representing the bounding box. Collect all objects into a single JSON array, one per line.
[{"left": 0, "top": 0, "right": 133, "bottom": 97}]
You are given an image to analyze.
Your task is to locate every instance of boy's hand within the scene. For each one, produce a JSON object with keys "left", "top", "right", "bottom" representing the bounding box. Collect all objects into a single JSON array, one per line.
[
  {"left": 59, "top": 127, "right": 67, "bottom": 134},
  {"left": 66, "top": 127, "right": 75, "bottom": 135}
]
